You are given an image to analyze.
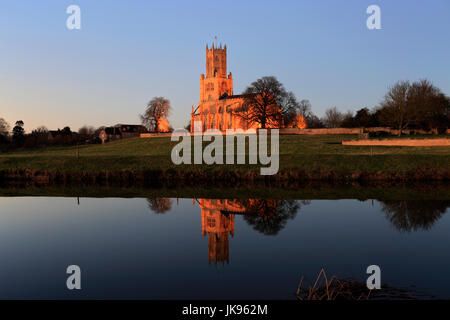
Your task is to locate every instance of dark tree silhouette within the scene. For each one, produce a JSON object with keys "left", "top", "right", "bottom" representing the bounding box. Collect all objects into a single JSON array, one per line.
[
  {"left": 380, "top": 200, "right": 450, "bottom": 232},
  {"left": 377, "top": 81, "right": 411, "bottom": 134},
  {"left": 280, "top": 91, "right": 300, "bottom": 127},
  {"left": 305, "top": 114, "right": 324, "bottom": 128},
  {"left": 240, "top": 199, "right": 302, "bottom": 235},
  {"left": 78, "top": 126, "right": 95, "bottom": 136},
  {"left": 297, "top": 99, "right": 312, "bottom": 118},
  {"left": 235, "top": 76, "right": 296, "bottom": 128},
  {"left": 322, "top": 107, "right": 344, "bottom": 128},
  {"left": 12, "top": 120, "right": 25, "bottom": 147},
  {"left": 62, "top": 126, "right": 72, "bottom": 135},
  {"left": 377, "top": 79, "right": 449, "bottom": 134}
]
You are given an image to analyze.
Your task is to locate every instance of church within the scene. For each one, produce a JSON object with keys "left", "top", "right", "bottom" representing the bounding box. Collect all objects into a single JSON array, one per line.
[
  {"left": 190, "top": 42, "right": 259, "bottom": 133},
  {"left": 190, "top": 41, "right": 307, "bottom": 132}
]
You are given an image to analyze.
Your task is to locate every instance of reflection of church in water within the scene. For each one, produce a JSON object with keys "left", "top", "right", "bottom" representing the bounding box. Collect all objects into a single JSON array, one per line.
[{"left": 197, "top": 199, "right": 246, "bottom": 265}]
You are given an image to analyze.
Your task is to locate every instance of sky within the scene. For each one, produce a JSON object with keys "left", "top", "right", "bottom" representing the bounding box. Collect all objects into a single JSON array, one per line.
[{"left": 0, "top": 0, "right": 449, "bottom": 132}]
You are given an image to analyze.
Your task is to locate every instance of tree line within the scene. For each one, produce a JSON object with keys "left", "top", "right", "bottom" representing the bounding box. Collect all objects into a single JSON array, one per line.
[
  {"left": 0, "top": 120, "right": 102, "bottom": 151},
  {"left": 1, "top": 77, "right": 448, "bottom": 151},
  {"left": 233, "top": 77, "right": 449, "bottom": 134},
  {"left": 320, "top": 80, "right": 450, "bottom": 134},
  {"left": 146, "top": 197, "right": 450, "bottom": 234}
]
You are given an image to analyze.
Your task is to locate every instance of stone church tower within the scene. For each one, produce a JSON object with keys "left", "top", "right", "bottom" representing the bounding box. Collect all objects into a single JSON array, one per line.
[
  {"left": 191, "top": 41, "right": 295, "bottom": 132},
  {"left": 191, "top": 41, "right": 251, "bottom": 132},
  {"left": 200, "top": 44, "right": 233, "bottom": 103},
  {"left": 198, "top": 199, "right": 247, "bottom": 265}
]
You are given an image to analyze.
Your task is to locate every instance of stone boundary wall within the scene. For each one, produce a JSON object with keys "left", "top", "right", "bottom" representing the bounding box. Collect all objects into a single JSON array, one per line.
[
  {"left": 281, "top": 127, "right": 449, "bottom": 136},
  {"left": 364, "top": 127, "right": 442, "bottom": 135},
  {"left": 342, "top": 138, "right": 450, "bottom": 147},
  {"left": 140, "top": 128, "right": 449, "bottom": 137},
  {"left": 140, "top": 133, "right": 172, "bottom": 138},
  {"left": 280, "top": 128, "right": 363, "bottom": 135},
  {"left": 142, "top": 128, "right": 363, "bottom": 136}
]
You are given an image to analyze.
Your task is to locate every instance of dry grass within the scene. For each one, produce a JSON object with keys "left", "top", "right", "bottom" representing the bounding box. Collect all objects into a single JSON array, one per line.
[{"left": 296, "top": 269, "right": 422, "bottom": 301}]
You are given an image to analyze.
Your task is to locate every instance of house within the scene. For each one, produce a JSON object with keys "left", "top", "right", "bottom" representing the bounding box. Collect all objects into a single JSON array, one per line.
[
  {"left": 114, "top": 124, "right": 147, "bottom": 138},
  {"left": 99, "top": 127, "right": 122, "bottom": 144},
  {"left": 99, "top": 124, "right": 147, "bottom": 143}
]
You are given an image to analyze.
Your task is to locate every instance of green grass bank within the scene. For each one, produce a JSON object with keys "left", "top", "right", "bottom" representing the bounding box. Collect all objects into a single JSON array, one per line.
[{"left": 0, "top": 135, "right": 449, "bottom": 185}]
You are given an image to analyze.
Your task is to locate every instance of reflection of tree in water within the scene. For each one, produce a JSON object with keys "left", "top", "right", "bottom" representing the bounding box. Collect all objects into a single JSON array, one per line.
[
  {"left": 147, "top": 198, "right": 173, "bottom": 214},
  {"left": 237, "top": 199, "right": 304, "bottom": 235},
  {"left": 380, "top": 200, "right": 450, "bottom": 232}
]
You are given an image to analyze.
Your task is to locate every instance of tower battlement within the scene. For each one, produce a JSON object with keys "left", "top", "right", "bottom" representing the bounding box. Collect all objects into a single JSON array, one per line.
[
  {"left": 199, "top": 40, "right": 233, "bottom": 103},
  {"left": 206, "top": 43, "right": 226, "bottom": 51},
  {"left": 205, "top": 42, "right": 227, "bottom": 78},
  {"left": 193, "top": 41, "right": 252, "bottom": 132},
  {"left": 192, "top": 41, "right": 280, "bottom": 133}
]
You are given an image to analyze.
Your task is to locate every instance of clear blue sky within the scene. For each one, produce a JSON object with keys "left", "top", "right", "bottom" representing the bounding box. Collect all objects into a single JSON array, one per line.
[{"left": 0, "top": 0, "right": 449, "bottom": 132}]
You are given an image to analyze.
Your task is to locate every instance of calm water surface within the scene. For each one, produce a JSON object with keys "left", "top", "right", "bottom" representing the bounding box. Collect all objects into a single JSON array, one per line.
[{"left": 0, "top": 196, "right": 449, "bottom": 299}]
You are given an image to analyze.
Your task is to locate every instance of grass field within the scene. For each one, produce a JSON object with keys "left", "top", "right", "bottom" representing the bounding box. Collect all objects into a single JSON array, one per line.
[{"left": 0, "top": 135, "right": 449, "bottom": 181}]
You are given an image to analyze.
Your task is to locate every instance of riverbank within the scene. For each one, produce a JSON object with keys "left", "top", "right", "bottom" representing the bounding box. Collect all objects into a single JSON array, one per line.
[
  {"left": 0, "top": 135, "right": 449, "bottom": 184},
  {"left": 2, "top": 181, "right": 450, "bottom": 200}
]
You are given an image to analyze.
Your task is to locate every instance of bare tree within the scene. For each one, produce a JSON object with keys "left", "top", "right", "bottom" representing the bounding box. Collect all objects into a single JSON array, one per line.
[
  {"left": 297, "top": 99, "right": 312, "bottom": 118},
  {"left": 377, "top": 81, "right": 412, "bottom": 135},
  {"left": 141, "top": 97, "right": 172, "bottom": 132},
  {"left": 32, "top": 126, "right": 49, "bottom": 134},
  {"left": 294, "top": 100, "right": 325, "bottom": 128},
  {"left": 305, "top": 114, "right": 324, "bottom": 128},
  {"left": 236, "top": 76, "right": 291, "bottom": 128},
  {"left": 426, "top": 93, "right": 450, "bottom": 133},
  {"left": 323, "top": 107, "right": 344, "bottom": 128},
  {"left": 377, "top": 79, "right": 449, "bottom": 134},
  {"left": 280, "top": 91, "right": 300, "bottom": 127},
  {"left": 408, "top": 79, "right": 449, "bottom": 132},
  {"left": 78, "top": 125, "right": 95, "bottom": 136},
  {"left": 0, "top": 118, "right": 10, "bottom": 136}
]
